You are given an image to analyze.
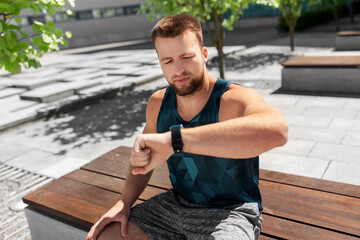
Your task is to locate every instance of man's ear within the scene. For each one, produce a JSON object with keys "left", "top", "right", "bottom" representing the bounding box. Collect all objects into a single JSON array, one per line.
[{"left": 202, "top": 47, "right": 208, "bottom": 63}]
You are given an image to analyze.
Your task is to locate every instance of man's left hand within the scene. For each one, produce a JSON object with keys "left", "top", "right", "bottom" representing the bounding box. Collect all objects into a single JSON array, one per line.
[{"left": 130, "top": 132, "right": 173, "bottom": 175}]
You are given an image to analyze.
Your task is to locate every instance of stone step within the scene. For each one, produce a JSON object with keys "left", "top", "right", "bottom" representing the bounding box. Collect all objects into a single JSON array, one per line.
[
  {"left": 20, "top": 80, "right": 101, "bottom": 103},
  {"left": 10, "top": 67, "right": 61, "bottom": 80},
  {"left": 4, "top": 76, "right": 58, "bottom": 90},
  {"left": 0, "top": 95, "right": 38, "bottom": 113},
  {"left": 63, "top": 71, "right": 108, "bottom": 82},
  {"left": 53, "top": 68, "right": 101, "bottom": 81},
  {"left": 0, "top": 88, "right": 26, "bottom": 99}
]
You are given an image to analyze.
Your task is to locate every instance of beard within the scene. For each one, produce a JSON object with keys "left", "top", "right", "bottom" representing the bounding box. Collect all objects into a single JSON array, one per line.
[{"left": 169, "top": 70, "right": 204, "bottom": 97}]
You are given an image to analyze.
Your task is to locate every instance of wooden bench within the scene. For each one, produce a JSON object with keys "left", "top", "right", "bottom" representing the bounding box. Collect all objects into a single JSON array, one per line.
[
  {"left": 336, "top": 31, "right": 360, "bottom": 51},
  {"left": 23, "top": 146, "right": 360, "bottom": 240},
  {"left": 281, "top": 56, "right": 360, "bottom": 94}
]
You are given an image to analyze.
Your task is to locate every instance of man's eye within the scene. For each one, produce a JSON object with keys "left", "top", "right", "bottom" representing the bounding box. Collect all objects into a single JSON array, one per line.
[{"left": 164, "top": 60, "right": 172, "bottom": 64}]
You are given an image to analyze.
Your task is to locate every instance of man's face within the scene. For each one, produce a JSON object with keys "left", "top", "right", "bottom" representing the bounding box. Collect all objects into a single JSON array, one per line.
[{"left": 155, "top": 30, "right": 208, "bottom": 96}]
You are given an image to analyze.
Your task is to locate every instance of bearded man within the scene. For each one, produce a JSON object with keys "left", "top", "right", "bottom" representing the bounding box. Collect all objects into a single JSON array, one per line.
[{"left": 87, "top": 14, "right": 288, "bottom": 240}]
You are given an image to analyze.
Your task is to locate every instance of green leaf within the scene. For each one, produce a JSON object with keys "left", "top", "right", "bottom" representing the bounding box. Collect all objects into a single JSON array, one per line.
[
  {"left": 42, "top": 34, "right": 52, "bottom": 43},
  {"left": 32, "top": 24, "right": 43, "bottom": 34},
  {"left": 65, "top": 31, "right": 72, "bottom": 38},
  {"left": 47, "top": 20, "right": 55, "bottom": 30},
  {"left": 54, "top": 28, "right": 63, "bottom": 37},
  {"left": 18, "top": 41, "right": 29, "bottom": 50},
  {"left": 0, "top": 37, "right": 4, "bottom": 50},
  {"left": 0, "top": 3, "right": 9, "bottom": 9},
  {"left": 10, "top": 53, "right": 17, "bottom": 63},
  {"left": 32, "top": 36, "right": 44, "bottom": 47},
  {"left": 0, "top": 21, "right": 2, "bottom": 33},
  {"left": 15, "top": 18, "right": 23, "bottom": 24}
]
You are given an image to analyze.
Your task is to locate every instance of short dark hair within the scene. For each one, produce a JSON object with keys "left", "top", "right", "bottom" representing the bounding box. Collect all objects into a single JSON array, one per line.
[{"left": 151, "top": 14, "right": 203, "bottom": 48}]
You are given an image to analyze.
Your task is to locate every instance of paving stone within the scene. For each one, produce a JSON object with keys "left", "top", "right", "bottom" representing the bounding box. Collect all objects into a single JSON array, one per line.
[
  {"left": 270, "top": 139, "right": 316, "bottom": 157},
  {"left": 3, "top": 77, "right": 58, "bottom": 90},
  {"left": 276, "top": 105, "right": 305, "bottom": 115},
  {"left": 10, "top": 67, "right": 61, "bottom": 79},
  {"left": 0, "top": 141, "right": 33, "bottom": 163},
  {"left": 63, "top": 71, "right": 108, "bottom": 82},
  {"left": 342, "top": 131, "right": 360, "bottom": 147},
  {"left": 322, "top": 161, "right": 360, "bottom": 185},
  {"left": 135, "top": 67, "right": 164, "bottom": 77},
  {"left": 0, "top": 95, "right": 38, "bottom": 113},
  {"left": 96, "top": 75, "right": 126, "bottom": 84},
  {"left": 54, "top": 68, "right": 100, "bottom": 81},
  {"left": 289, "top": 126, "right": 346, "bottom": 144},
  {"left": 106, "top": 68, "right": 143, "bottom": 76},
  {"left": 302, "top": 107, "right": 358, "bottom": 119},
  {"left": 0, "top": 103, "right": 47, "bottom": 131},
  {"left": 285, "top": 115, "right": 333, "bottom": 128},
  {"left": 260, "top": 152, "right": 330, "bottom": 179},
  {"left": 0, "top": 88, "right": 26, "bottom": 99},
  {"left": 263, "top": 94, "right": 300, "bottom": 106},
  {"left": 6, "top": 149, "right": 61, "bottom": 173},
  {"left": 309, "top": 142, "right": 360, "bottom": 164},
  {"left": 329, "top": 118, "right": 360, "bottom": 131},
  {"left": 20, "top": 81, "right": 100, "bottom": 103},
  {"left": 39, "top": 156, "right": 89, "bottom": 179},
  {"left": 127, "top": 74, "right": 164, "bottom": 86},
  {"left": 343, "top": 98, "right": 360, "bottom": 110},
  {"left": 295, "top": 97, "right": 346, "bottom": 109}
]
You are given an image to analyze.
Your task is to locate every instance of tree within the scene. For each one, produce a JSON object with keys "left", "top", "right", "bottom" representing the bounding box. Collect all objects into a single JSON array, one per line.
[
  {"left": 0, "top": 0, "right": 74, "bottom": 74},
  {"left": 310, "top": 0, "right": 357, "bottom": 31},
  {"left": 260, "top": 0, "right": 304, "bottom": 51},
  {"left": 139, "top": 0, "right": 252, "bottom": 79}
]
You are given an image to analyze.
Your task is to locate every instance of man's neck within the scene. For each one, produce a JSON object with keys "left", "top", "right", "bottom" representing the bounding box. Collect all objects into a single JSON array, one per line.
[{"left": 176, "top": 72, "right": 217, "bottom": 121}]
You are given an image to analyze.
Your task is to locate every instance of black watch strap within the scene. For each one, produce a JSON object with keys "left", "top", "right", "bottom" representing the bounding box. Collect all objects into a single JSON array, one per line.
[{"left": 170, "top": 124, "right": 183, "bottom": 153}]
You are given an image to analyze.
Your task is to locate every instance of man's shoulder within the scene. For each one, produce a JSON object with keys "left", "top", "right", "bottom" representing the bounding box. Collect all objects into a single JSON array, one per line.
[
  {"left": 223, "top": 83, "right": 263, "bottom": 103},
  {"left": 148, "top": 88, "right": 167, "bottom": 106}
]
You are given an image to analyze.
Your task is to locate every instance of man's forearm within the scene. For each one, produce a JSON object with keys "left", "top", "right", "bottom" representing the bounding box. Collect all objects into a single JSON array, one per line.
[
  {"left": 119, "top": 166, "right": 153, "bottom": 208},
  {"left": 182, "top": 113, "right": 288, "bottom": 159}
]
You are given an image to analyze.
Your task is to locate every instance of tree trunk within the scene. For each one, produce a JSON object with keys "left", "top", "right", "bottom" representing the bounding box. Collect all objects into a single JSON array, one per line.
[
  {"left": 217, "top": 45, "right": 225, "bottom": 79},
  {"left": 333, "top": 7, "right": 340, "bottom": 32},
  {"left": 350, "top": 2, "right": 354, "bottom": 23},
  {"left": 289, "top": 25, "right": 295, "bottom": 51}
]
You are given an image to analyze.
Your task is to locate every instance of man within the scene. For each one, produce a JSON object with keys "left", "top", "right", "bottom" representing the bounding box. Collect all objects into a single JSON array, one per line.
[{"left": 87, "top": 14, "right": 288, "bottom": 240}]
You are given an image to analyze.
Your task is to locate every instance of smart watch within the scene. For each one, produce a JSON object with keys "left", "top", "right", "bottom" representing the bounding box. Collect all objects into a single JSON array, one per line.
[{"left": 170, "top": 124, "right": 183, "bottom": 153}]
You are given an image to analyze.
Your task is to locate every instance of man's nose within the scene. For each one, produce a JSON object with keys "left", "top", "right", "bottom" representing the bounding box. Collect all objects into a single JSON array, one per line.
[{"left": 174, "top": 61, "right": 185, "bottom": 76}]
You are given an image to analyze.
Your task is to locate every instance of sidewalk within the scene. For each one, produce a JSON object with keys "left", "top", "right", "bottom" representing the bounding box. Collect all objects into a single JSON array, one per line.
[{"left": 0, "top": 14, "right": 360, "bottom": 239}]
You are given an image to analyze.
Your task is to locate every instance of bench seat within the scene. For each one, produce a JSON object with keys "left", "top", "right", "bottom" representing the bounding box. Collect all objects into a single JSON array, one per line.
[
  {"left": 281, "top": 56, "right": 360, "bottom": 94},
  {"left": 23, "top": 146, "right": 360, "bottom": 240},
  {"left": 336, "top": 31, "right": 360, "bottom": 51}
]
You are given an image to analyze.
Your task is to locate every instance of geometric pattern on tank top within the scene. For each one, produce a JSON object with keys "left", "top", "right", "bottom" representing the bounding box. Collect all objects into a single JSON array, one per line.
[{"left": 156, "top": 78, "right": 262, "bottom": 209}]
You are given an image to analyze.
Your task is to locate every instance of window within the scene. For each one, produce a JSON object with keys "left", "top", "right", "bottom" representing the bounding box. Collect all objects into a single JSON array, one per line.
[
  {"left": 92, "top": 9, "right": 102, "bottom": 19},
  {"left": 54, "top": 12, "right": 76, "bottom": 23},
  {"left": 115, "top": 7, "right": 125, "bottom": 16},
  {"left": 77, "top": 10, "right": 93, "bottom": 20},
  {"left": 102, "top": 8, "right": 115, "bottom": 18},
  {"left": 125, "top": 5, "right": 140, "bottom": 15},
  {"left": 29, "top": 15, "right": 46, "bottom": 24}
]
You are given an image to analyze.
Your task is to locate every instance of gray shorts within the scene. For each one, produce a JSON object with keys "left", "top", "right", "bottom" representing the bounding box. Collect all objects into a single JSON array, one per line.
[{"left": 129, "top": 190, "right": 262, "bottom": 240}]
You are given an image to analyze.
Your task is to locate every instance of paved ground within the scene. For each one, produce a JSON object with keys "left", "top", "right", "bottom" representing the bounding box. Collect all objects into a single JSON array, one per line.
[{"left": 0, "top": 14, "right": 360, "bottom": 239}]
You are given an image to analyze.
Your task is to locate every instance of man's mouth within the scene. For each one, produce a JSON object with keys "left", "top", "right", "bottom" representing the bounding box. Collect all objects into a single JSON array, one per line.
[{"left": 173, "top": 76, "right": 190, "bottom": 84}]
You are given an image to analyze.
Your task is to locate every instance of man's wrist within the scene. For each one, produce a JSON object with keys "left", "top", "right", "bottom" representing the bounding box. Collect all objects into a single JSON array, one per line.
[{"left": 170, "top": 124, "right": 184, "bottom": 153}]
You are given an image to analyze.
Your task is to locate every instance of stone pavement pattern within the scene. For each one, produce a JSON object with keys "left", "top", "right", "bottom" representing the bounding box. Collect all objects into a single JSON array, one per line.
[{"left": 1, "top": 14, "right": 360, "bottom": 239}]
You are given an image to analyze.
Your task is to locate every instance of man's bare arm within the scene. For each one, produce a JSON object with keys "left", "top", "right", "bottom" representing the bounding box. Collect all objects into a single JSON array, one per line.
[{"left": 131, "top": 87, "right": 288, "bottom": 175}]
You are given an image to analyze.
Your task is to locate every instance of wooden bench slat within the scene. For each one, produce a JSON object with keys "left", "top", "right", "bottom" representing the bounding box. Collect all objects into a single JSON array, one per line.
[
  {"left": 261, "top": 181, "right": 360, "bottom": 236},
  {"left": 260, "top": 169, "right": 360, "bottom": 198},
  {"left": 338, "top": 31, "right": 360, "bottom": 36},
  {"left": 81, "top": 156, "right": 171, "bottom": 189},
  {"left": 282, "top": 56, "right": 360, "bottom": 67},
  {"left": 23, "top": 189, "right": 109, "bottom": 228},
  {"left": 64, "top": 169, "right": 168, "bottom": 201},
  {"left": 262, "top": 214, "right": 359, "bottom": 240}
]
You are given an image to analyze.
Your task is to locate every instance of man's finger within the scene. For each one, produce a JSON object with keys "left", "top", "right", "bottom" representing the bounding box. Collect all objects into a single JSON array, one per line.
[{"left": 120, "top": 218, "right": 128, "bottom": 237}]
